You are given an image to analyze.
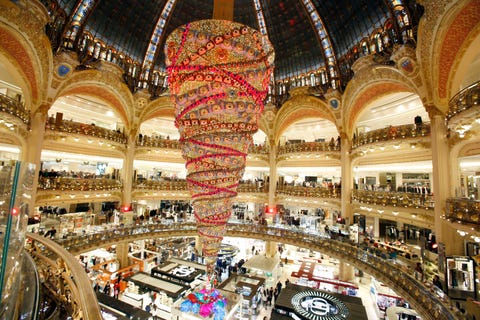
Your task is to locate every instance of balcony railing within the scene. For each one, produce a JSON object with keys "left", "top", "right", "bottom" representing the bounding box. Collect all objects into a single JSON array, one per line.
[
  {"left": 0, "top": 92, "right": 30, "bottom": 125},
  {"left": 278, "top": 141, "right": 340, "bottom": 156},
  {"left": 134, "top": 179, "right": 187, "bottom": 191},
  {"left": 447, "top": 80, "right": 480, "bottom": 120},
  {"left": 38, "top": 177, "right": 122, "bottom": 191},
  {"left": 445, "top": 198, "right": 480, "bottom": 227},
  {"left": 136, "top": 136, "right": 268, "bottom": 155},
  {"left": 133, "top": 180, "right": 267, "bottom": 194},
  {"left": 136, "top": 136, "right": 180, "bottom": 149},
  {"left": 352, "top": 123, "right": 430, "bottom": 149},
  {"left": 352, "top": 190, "right": 435, "bottom": 209},
  {"left": 26, "top": 233, "right": 102, "bottom": 319},
  {"left": 277, "top": 185, "right": 340, "bottom": 198},
  {"left": 45, "top": 118, "right": 127, "bottom": 144}
]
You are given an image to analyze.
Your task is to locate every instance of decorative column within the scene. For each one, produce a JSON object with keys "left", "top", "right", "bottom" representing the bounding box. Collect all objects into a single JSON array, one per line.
[
  {"left": 340, "top": 132, "right": 353, "bottom": 225},
  {"left": 265, "top": 240, "right": 277, "bottom": 258},
  {"left": 121, "top": 133, "right": 136, "bottom": 209},
  {"left": 267, "top": 140, "right": 278, "bottom": 215},
  {"left": 115, "top": 242, "right": 129, "bottom": 269},
  {"left": 374, "top": 216, "right": 380, "bottom": 239},
  {"left": 338, "top": 261, "right": 355, "bottom": 282},
  {"left": 22, "top": 105, "right": 48, "bottom": 212},
  {"left": 429, "top": 107, "right": 464, "bottom": 255}
]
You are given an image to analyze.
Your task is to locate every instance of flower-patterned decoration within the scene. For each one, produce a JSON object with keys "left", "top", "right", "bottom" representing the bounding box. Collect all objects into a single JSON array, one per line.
[{"left": 165, "top": 19, "right": 274, "bottom": 278}]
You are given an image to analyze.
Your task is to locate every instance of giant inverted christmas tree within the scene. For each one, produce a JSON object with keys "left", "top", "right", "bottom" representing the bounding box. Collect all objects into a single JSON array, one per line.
[{"left": 165, "top": 19, "right": 274, "bottom": 279}]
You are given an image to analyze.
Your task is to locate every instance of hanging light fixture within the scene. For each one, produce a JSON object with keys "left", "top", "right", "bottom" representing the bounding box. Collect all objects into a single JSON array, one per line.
[{"left": 165, "top": 19, "right": 274, "bottom": 318}]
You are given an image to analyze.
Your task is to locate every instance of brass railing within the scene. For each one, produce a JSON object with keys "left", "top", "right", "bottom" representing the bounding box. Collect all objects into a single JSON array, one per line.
[
  {"left": 0, "top": 92, "right": 30, "bottom": 125},
  {"left": 445, "top": 198, "right": 480, "bottom": 227},
  {"left": 276, "top": 185, "right": 340, "bottom": 198},
  {"left": 38, "top": 177, "right": 122, "bottom": 191},
  {"left": 134, "top": 179, "right": 187, "bottom": 191},
  {"left": 133, "top": 180, "right": 266, "bottom": 193},
  {"left": 136, "top": 136, "right": 180, "bottom": 149},
  {"left": 352, "top": 190, "right": 435, "bottom": 209},
  {"left": 447, "top": 80, "right": 480, "bottom": 120},
  {"left": 278, "top": 141, "right": 340, "bottom": 155},
  {"left": 136, "top": 136, "right": 268, "bottom": 154},
  {"left": 45, "top": 119, "right": 127, "bottom": 143},
  {"left": 352, "top": 123, "right": 430, "bottom": 149},
  {"left": 26, "top": 233, "right": 102, "bottom": 320}
]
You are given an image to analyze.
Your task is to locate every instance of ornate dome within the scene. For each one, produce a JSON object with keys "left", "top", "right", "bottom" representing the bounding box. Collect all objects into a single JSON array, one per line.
[{"left": 46, "top": 0, "right": 422, "bottom": 97}]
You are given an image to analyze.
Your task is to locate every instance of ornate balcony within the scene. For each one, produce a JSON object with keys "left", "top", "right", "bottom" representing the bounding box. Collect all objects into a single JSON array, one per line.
[
  {"left": 352, "top": 190, "right": 434, "bottom": 209},
  {"left": 134, "top": 179, "right": 187, "bottom": 191},
  {"left": 278, "top": 141, "right": 340, "bottom": 157},
  {"left": 352, "top": 123, "right": 431, "bottom": 149},
  {"left": 38, "top": 177, "right": 122, "bottom": 191},
  {"left": 276, "top": 185, "right": 340, "bottom": 199},
  {"left": 36, "top": 177, "right": 123, "bottom": 205},
  {"left": 447, "top": 80, "right": 480, "bottom": 121},
  {"left": 0, "top": 92, "right": 30, "bottom": 125},
  {"left": 445, "top": 198, "right": 480, "bottom": 229},
  {"left": 45, "top": 118, "right": 127, "bottom": 144}
]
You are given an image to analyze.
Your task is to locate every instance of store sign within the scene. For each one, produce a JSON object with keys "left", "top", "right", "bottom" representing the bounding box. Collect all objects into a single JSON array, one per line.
[{"left": 291, "top": 290, "right": 349, "bottom": 320}]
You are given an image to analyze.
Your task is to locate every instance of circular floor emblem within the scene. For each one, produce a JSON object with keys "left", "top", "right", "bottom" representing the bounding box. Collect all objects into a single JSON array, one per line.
[{"left": 291, "top": 291, "right": 349, "bottom": 320}]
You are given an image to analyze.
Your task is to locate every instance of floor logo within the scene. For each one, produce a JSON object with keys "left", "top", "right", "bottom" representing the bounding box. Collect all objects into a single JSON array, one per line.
[{"left": 291, "top": 290, "right": 349, "bottom": 319}]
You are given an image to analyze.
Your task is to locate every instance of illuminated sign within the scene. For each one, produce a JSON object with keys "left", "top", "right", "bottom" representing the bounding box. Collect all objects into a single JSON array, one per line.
[{"left": 291, "top": 290, "right": 349, "bottom": 320}]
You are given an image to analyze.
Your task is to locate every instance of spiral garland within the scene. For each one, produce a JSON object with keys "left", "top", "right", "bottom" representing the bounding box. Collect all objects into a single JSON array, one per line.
[{"left": 165, "top": 19, "right": 274, "bottom": 277}]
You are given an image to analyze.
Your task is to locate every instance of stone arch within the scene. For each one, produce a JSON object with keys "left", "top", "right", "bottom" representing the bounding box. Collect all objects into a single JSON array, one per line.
[
  {"left": 0, "top": 24, "right": 50, "bottom": 107},
  {"left": 343, "top": 66, "right": 420, "bottom": 137},
  {"left": 448, "top": 22, "right": 480, "bottom": 98},
  {"left": 450, "top": 136, "right": 480, "bottom": 196},
  {"left": 138, "top": 96, "right": 174, "bottom": 124},
  {"left": 53, "top": 70, "right": 134, "bottom": 130},
  {"left": 433, "top": 0, "right": 480, "bottom": 103},
  {"left": 273, "top": 95, "right": 336, "bottom": 145}
]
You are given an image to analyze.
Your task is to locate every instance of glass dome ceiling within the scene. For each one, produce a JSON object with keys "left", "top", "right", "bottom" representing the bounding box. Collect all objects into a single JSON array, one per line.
[{"left": 52, "top": 0, "right": 420, "bottom": 83}]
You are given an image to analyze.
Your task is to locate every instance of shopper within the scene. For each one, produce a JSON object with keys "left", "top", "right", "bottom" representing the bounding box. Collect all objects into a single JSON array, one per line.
[
  {"left": 432, "top": 275, "right": 443, "bottom": 291},
  {"left": 414, "top": 262, "right": 424, "bottom": 281}
]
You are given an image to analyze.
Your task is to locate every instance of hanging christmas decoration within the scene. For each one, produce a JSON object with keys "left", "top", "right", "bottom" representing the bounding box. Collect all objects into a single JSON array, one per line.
[{"left": 165, "top": 19, "right": 274, "bottom": 282}]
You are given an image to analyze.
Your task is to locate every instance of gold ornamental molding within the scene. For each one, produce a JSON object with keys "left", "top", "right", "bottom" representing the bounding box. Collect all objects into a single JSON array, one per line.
[
  {"left": 51, "top": 66, "right": 135, "bottom": 128},
  {"left": 0, "top": 0, "right": 53, "bottom": 107}
]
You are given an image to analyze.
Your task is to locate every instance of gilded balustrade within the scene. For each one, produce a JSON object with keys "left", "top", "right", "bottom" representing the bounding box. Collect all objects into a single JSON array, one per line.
[
  {"left": 133, "top": 179, "right": 188, "bottom": 191},
  {"left": 136, "top": 136, "right": 181, "bottom": 149},
  {"left": 45, "top": 119, "right": 127, "bottom": 143},
  {"left": 0, "top": 92, "right": 30, "bottom": 125},
  {"left": 136, "top": 136, "right": 268, "bottom": 155},
  {"left": 38, "top": 177, "right": 122, "bottom": 191},
  {"left": 352, "top": 190, "right": 434, "bottom": 209},
  {"left": 276, "top": 185, "right": 340, "bottom": 198},
  {"left": 133, "top": 180, "right": 266, "bottom": 194},
  {"left": 26, "top": 233, "right": 102, "bottom": 320},
  {"left": 278, "top": 141, "right": 339, "bottom": 156},
  {"left": 445, "top": 198, "right": 480, "bottom": 227},
  {"left": 447, "top": 80, "right": 480, "bottom": 120},
  {"left": 352, "top": 123, "right": 430, "bottom": 149}
]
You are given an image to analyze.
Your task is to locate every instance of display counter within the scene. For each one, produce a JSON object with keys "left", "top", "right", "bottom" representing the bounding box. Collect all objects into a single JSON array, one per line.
[
  {"left": 97, "top": 291, "right": 154, "bottom": 320},
  {"left": 218, "top": 273, "right": 265, "bottom": 319},
  {"left": 151, "top": 261, "right": 203, "bottom": 286}
]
